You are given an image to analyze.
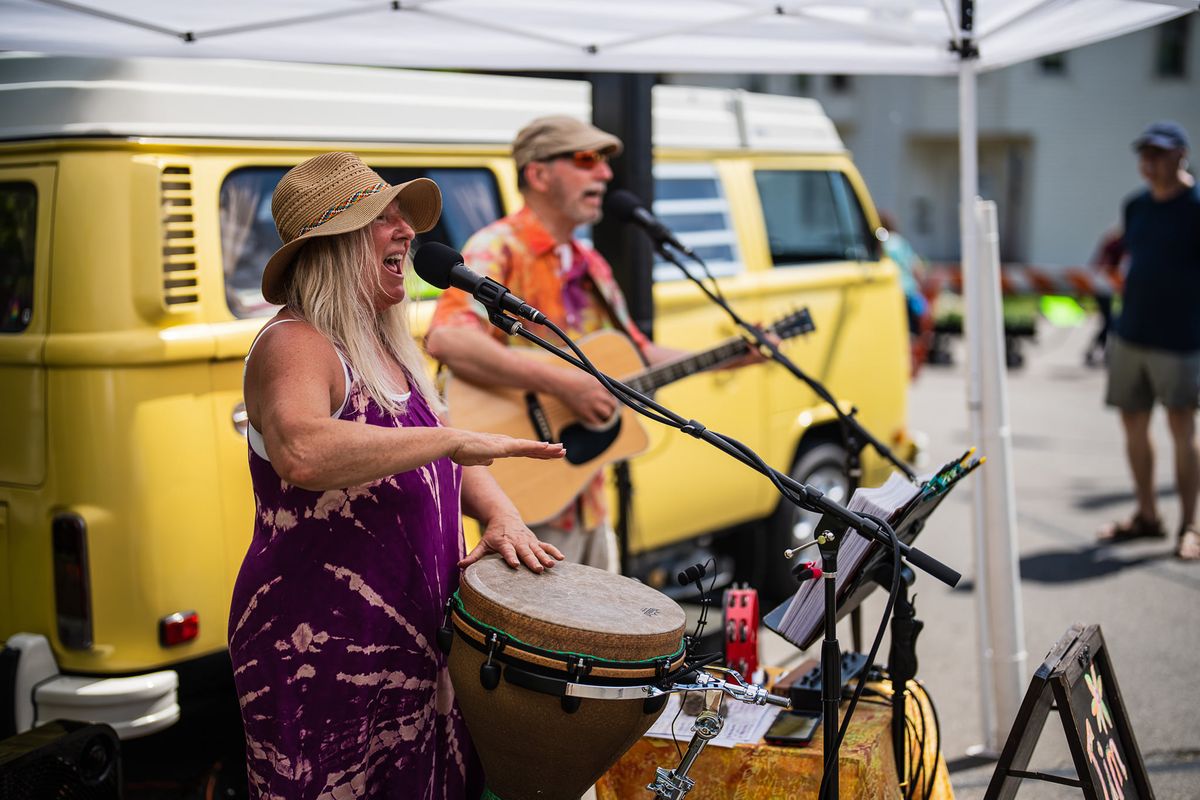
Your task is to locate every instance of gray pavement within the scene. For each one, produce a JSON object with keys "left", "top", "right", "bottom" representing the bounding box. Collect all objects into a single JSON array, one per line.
[{"left": 758, "top": 320, "right": 1200, "bottom": 799}]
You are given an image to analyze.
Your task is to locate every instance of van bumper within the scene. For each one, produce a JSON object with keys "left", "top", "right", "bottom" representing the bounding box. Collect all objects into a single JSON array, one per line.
[
  {"left": 35, "top": 671, "right": 180, "bottom": 740},
  {"left": 4, "top": 633, "right": 180, "bottom": 740}
]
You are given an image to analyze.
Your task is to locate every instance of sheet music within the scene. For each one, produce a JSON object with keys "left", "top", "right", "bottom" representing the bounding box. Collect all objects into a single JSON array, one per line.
[
  {"left": 644, "top": 693, "right": 783, "bottom": 748},
  {"left": 775, "top": 472, "right": 921, "bottom": 645},
  {"left": 765, "top": 452, "right": 982, "bottom": 650}
]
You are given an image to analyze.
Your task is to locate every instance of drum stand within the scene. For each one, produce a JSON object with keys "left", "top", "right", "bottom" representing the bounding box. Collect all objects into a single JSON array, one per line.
[
  {"left": 644, "top": 668, "right": 785, "bottom": 799},
  {"left": 647, "top": 693, "right": 724, "bottom": 799}
]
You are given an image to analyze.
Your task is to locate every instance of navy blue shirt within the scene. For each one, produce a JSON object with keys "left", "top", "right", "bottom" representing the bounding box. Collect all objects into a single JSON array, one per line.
[{"left": 1114, "top": 184, "right": 1200, "bottom": 351}]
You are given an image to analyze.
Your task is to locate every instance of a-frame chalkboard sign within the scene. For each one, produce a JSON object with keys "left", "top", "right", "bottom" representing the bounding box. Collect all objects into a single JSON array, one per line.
[{"left": 985, "top": 623, "right": 1153, "bottom": 799}]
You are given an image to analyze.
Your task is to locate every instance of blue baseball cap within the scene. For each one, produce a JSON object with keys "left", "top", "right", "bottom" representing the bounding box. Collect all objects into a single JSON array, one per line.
[{"left": 1132, "top": 120, "right": 1190, "bottom": 152}]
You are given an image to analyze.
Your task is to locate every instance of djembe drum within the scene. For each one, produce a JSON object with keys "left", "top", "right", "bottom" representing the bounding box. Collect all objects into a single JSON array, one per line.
[{"left": 445, "top": 557, "right": 687, "bottom": 800}]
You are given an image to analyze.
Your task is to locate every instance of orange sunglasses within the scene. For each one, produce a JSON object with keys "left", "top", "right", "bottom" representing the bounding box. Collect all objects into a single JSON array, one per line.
[{"left": 550, "top": 150, "right": 610, "bottom": 169}]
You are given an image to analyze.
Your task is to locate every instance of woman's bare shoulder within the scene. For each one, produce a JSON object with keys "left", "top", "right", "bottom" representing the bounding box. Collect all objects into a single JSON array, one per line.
[
  {"left": 247, "top": 313, "right": 342, "bottom": 386},
  {"left": 253, "top": 312, "right": 329, "bottom": 354}
]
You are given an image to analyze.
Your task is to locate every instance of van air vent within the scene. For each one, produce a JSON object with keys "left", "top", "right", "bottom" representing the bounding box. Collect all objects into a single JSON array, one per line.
[{"left": 160, "top": 166, "right": 199, "bottom": 307}]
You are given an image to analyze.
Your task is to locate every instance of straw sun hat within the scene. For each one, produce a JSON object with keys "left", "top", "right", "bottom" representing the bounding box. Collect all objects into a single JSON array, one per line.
[{"left": 261, "top": 152, "right": 442, "bottom": 304}]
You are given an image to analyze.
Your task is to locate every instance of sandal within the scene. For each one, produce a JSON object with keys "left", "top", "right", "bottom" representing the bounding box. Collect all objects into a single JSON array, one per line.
[
  {"left": 1096, "top": 514, "right": 1166, "bottom": 543},
  {"left": 1176, "top": 527, "right": 1200, "bottom": 561}
]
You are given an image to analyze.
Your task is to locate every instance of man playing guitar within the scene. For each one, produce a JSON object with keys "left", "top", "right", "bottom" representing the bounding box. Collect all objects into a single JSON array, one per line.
[{"left": 427, "top": 115, "right": 763, "bottom": 571}]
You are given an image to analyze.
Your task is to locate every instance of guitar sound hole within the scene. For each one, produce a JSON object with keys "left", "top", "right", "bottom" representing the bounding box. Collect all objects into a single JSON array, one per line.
[{"left": 559, "top": 419, "right": 623, "bottom": 465}]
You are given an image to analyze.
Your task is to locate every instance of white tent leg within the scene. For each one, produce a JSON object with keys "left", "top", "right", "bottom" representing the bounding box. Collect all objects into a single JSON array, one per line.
[{"left": 959, "top": 58, "right": 1028, "bottom": 754}]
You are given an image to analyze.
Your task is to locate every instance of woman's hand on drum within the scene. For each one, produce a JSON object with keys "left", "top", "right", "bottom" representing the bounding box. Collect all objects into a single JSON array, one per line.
[
  {"left": 448, "top": 429, "right": 566, "bottom": 467},
  {"left": 460, "top": 512, "right": 565, "bottom": 574}
]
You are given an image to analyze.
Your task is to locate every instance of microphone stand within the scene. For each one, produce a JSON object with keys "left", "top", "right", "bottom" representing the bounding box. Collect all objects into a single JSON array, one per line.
[
  {"left": 873, "top": 562, "right": 921, "bottom": 788},
  {"left": 653, "top": 243, "right": 916, "bottom": 484},
  {"left": 654, "top": 241, "right": 916, "bottom": 653},
  {"left": 480, "top": 307, "right": 960, "bottom": 800}
]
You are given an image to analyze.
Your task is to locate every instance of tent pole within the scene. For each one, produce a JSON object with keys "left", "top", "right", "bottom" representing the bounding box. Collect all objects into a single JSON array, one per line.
[
  {"left": 957, "top": 14, "right": 1027, "bottom": 754},
  {"left": 958, "top": 51, "right": 994, "bottom": 754}
]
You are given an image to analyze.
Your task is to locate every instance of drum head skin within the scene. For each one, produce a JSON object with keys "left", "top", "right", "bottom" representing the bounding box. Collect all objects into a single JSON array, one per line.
[{"left": 459, "top": 557, "right": 686, "bottom": 661}]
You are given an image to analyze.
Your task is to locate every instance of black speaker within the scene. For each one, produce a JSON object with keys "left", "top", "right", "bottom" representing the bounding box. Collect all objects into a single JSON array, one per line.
[{"left": 0, "top": 720, "right": 122, "bottom": 800}]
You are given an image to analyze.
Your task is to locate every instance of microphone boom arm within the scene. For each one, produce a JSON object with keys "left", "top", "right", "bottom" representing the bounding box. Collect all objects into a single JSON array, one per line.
[
  {"left": 654, "top": 243, "right": 917, "bottom": 482},
  {"left": 485, "top": 309, "right": 958, "bottom": 589}
]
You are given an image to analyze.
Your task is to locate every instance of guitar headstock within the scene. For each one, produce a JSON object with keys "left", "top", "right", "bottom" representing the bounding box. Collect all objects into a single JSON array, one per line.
[{"left": 767, "top": 308, "right": 816, "bottom": 342}]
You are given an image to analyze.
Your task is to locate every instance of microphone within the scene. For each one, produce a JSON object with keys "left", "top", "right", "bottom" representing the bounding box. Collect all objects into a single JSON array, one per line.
[
  {"left": 676, "top": 562, "right": 707, "bottom": 587},
  {"left": 413, "top": 242, "right": 547, "bottom": 325},
  {"left": 603, "top": 189, "right": 695, "bottom": 258}
]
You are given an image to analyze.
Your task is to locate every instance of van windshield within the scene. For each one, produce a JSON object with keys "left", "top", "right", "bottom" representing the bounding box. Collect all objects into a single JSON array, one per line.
[
  {"left": 220, "top": 166, "right": 504, "bottom": 319},
  {"left": 754, "top": 170, "right": 879, "bottom": 266}
]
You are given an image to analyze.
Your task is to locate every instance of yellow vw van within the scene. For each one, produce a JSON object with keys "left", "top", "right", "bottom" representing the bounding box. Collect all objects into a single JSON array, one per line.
[{"left": 0, "top": 54, "right": 910, "bottom": 746}]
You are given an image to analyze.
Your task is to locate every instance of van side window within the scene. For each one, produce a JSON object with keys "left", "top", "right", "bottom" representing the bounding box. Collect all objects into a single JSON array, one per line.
[
  {"left": 0, "top": 182, "right": 37, "bottom": 332},
  {"left": 220, "top": 166, "right": 503, "bottom": 318},
  {"left": 652, "top": 164, "right": 742, "bottom": 282},
  {"left": 754, "top": 170, "right": 877, "bottom": 266}
]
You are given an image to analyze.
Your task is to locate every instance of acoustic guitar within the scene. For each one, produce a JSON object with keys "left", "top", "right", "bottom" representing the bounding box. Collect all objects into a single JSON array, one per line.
[{"left": 445, "top": 310, "right": 813, "bottom": 525}]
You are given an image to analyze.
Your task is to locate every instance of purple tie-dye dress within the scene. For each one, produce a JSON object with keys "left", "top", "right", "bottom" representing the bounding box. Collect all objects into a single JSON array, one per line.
[{"left": 228, "top": 371, "right": 481, "bottom": 800}]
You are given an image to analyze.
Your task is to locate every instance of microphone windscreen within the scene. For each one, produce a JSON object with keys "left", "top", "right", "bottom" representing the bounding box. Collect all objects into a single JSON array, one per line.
[
  {"left": 602, "top": 189, "right": 643, "bottom": 223},
  {"left": 412, "top": 242, "right": 462, "bottom": 290},
  {"left": 676, "top": 563, "right": 707, "bottom": 586}
]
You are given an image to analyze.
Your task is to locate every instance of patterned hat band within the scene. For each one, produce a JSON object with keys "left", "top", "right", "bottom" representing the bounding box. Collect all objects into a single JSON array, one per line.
[{"left": 297, "top": 181, "right": 387, "bottom": 236}]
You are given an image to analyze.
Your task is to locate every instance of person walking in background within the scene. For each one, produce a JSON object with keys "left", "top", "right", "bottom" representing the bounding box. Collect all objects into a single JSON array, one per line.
[
  {"left": 1084, "top": 227, "right": 1125, "bottom": 368},
  {"left": 229, "top": 152, "right": 566, "bottom": 799},
  {"left": 879, "top": 211, "right": 934, "bottom": 377},
  {"left": 1097, "top": 121, "right": 1200, "bottom": 562}
]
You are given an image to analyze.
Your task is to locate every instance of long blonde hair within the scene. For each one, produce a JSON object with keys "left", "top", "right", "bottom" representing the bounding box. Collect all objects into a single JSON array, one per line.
[{"left": 282, "top": 228, "right": 444, "bottom": 416}]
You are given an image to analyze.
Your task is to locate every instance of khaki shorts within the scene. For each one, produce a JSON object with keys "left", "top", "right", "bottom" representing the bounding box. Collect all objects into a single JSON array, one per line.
[{"left": 1105, "top": 335, "right": 1200, "bottom": 411}]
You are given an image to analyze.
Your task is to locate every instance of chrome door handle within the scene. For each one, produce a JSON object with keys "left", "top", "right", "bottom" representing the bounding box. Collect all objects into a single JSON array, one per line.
[{"left": 232, "top": 402, "right": 248, "bottom": 437}]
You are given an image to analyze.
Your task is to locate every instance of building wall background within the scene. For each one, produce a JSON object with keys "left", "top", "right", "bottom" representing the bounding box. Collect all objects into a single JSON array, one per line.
[{"left": 664, "top": 19, "right": 1199, "bottom": 268}]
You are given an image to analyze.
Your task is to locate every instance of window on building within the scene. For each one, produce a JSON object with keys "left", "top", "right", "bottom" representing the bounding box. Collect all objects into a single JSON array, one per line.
[
  {"left": 1038, "top": 53, "right": 1067, "bottom": 75},
  {"left": 1156, "top": 16, "right": 1190, "bottom": 78},
  {"left": 651, "top": 164, "right": 743, "bottom": 282},
  {"left": 0, "top": 182, "right": 37, "bottom": 333},
  {"left": 747, "top": 74, "right": 771, "bottom": 94},
  {"left": 829, "top": 74, "right": 854, "bottom": 93},
  {"left": 753, "top": 170, "right": 879, "bottom": 266},
  {"left": 219, "top": 166, "right": 504, "bottom": 318}
]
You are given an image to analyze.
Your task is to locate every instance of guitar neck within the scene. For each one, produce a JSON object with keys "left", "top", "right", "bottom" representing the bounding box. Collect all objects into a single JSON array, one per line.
[{"left": 627, "top": 336, "right": 751, "bottom": 394}]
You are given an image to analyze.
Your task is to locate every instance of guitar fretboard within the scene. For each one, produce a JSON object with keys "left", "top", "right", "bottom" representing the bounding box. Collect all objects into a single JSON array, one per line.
[{"left": 626, "top": 337, "right": 750, "bottom": 394}]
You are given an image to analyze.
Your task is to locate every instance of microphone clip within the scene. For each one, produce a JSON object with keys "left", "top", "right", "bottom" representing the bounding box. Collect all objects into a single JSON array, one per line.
[
  {"left": 487, "top": 309, "right": 523, "bottom": 336},
  {"left": 476, "top": 275, "right": 546, "bottom": 325}
]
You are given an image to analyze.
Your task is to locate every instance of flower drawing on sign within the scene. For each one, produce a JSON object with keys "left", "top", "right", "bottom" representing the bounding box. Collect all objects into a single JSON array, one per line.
[
  {"left": 1085, "top": 717, "right": 1128, "bottom": 800},
  {"left": 1086, "top": 663, "right": 1114, "bottom": 735}
]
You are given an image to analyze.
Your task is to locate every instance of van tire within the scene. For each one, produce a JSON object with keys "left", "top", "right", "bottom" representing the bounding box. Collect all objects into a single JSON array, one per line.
[{"left": 760, "top": 442, "right": 851, "bottom": 606}]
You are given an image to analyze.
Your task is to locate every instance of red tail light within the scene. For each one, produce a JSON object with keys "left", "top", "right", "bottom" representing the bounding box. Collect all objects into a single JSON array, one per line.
[
  {"left": 52, "top": 513, "right": 93, "bottom": 650},
  {"left": 159, "top": 611, "right": 199, "bottom": 647}
]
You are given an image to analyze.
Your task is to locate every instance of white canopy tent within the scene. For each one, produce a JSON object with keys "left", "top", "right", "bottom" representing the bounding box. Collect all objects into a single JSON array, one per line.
[
  {"left": 0, "top": 0, "right": 1191, "bottom": 75},
  {"left": 2, "top": 0, "right": 1194, "bottom": 752}
]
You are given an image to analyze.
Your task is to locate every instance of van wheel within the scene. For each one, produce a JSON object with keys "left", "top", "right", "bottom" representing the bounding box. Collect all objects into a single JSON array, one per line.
[{"left": 760, "top": 442, "right": 851, "bottom": 606}]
